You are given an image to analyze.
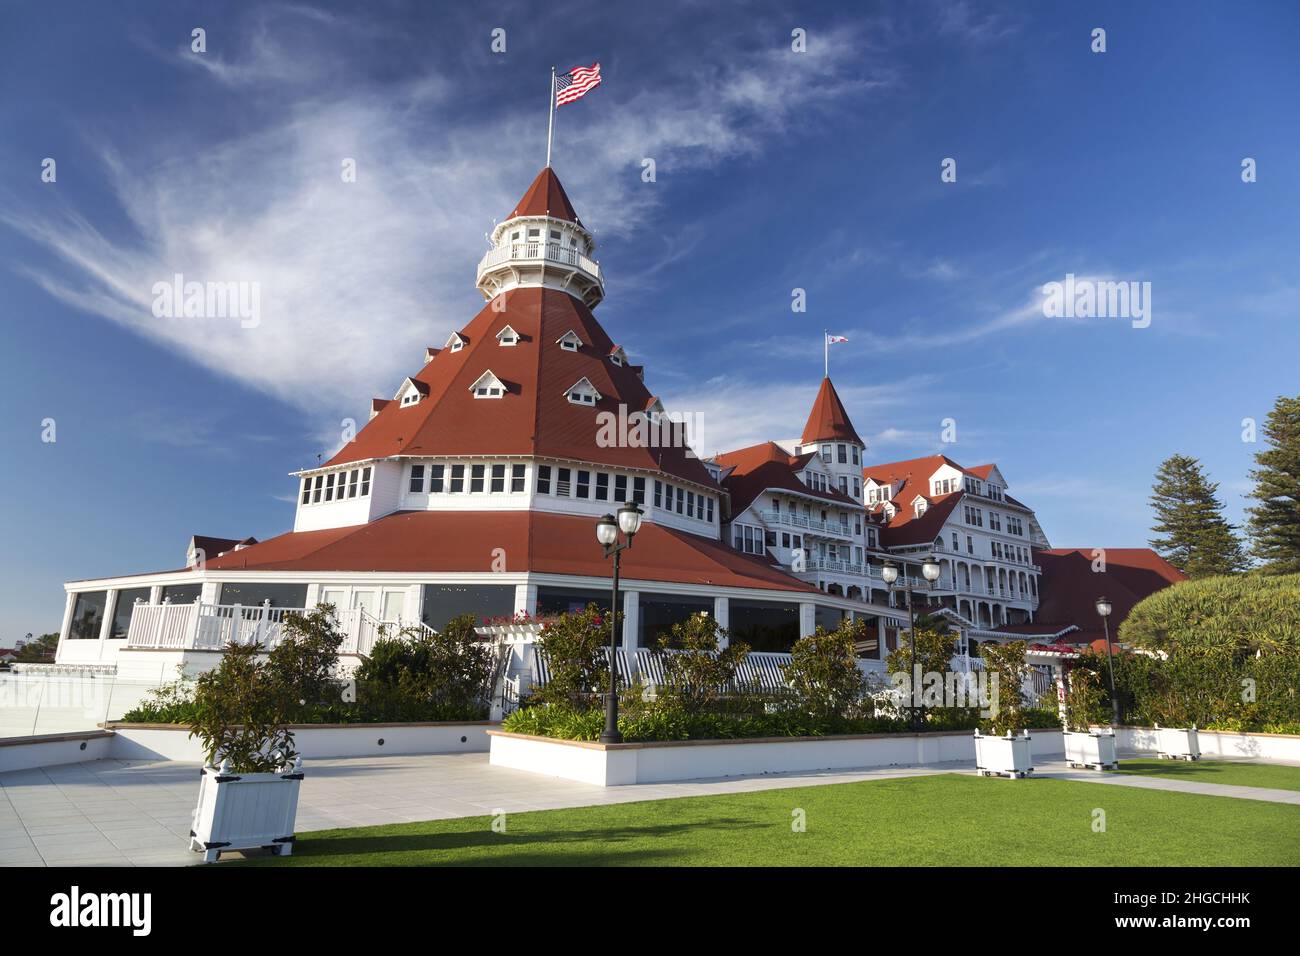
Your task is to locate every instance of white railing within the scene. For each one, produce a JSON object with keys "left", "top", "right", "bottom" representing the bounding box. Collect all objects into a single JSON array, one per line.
[
  {"left": 126, "top": 601, "right": 199, "bottom": 649},
  {"left": 476, "top": 241, "right": 602, "bottom": 283},
  {"left": 759, "top": 510, "right": 854, "bottom": 538},
  {"left": 123, "top": 601, "right": 423, "bottom": 656},
  {"left": 192, "top": 604, "right": 313, "bottom": 650}
]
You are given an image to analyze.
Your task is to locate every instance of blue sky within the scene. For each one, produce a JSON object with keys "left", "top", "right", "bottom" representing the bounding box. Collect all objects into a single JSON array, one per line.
[{"left": 1, "top": 0, "right": 1297, "bottom": 640}]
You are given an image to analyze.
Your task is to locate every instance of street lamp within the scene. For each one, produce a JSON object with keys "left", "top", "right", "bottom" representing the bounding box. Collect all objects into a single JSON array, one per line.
[
  {"left": 882, "top": 555, "right": 941, "bottom": 730},
  {"left": 1095, "top": 596, "right": 1120, "bottom": 726},
  {"left": 595, "top": 502, "right": 643, "bottom": 743}
]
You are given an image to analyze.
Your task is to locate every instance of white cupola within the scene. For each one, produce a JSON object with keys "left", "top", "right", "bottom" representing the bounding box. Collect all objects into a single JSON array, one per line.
[{"left": 475, "top": 168, "right": 605, "bottom": 309}]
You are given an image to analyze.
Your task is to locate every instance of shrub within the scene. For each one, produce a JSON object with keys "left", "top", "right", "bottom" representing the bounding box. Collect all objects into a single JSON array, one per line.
[
  {"left": 120, "top": 674, "right": 197, "bottom": 723},
  {"left": 978, "top": 640, "right": 1030, "bottom": 735},
  {"left": 655, "top": 614, "right": 750, "bottom": 714},
  {"left": 350, "top": 613, "right": 495, "bottom": 722},
  {"left": 267, "top": 605, "right": 347, "bottom": 720},
  {"left": 190, "top": 643, "right": 297, "bottom": 772},
  {"left": 1120, "top": 572, "right": 1300, "bottom": 655},
  {"left": 785, "top": 620, "right": 865, "bottom": 719},
  {"left": 1064, "top": 662, "right": 1108, "bottom": 731},
  {"left": 885, "top": 615, "right": 956, "bottom": 680},
  {"left": 534, "top": 604, "right": 614, "bottom": 710}
]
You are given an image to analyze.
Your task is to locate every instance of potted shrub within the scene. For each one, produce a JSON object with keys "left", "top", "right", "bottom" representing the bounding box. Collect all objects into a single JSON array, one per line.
[
  {"left": 974, "top": 641, "right": 1034, "bottom": 778},
  {"left": 1062, "top": 668, "right": 1119, "bottom": 770},
  {"left": 1155, "top": 723, "right": 1201, "bottom": 761},
  {"left": 188, "top": 643, "right": 304, "bottom": 862}
]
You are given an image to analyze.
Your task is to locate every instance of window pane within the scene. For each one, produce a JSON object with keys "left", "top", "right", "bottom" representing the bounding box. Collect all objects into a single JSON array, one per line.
[
  {"left": 537, "top": 465, "right": 551, "bottom": 494},
  {"left": 511, "top": 464, "right": 525, "bottom": 492},
  {"left": 633, "top": 477, "right": 646, "bottom": 505},
  {"left": 217, "top": 583, "right": 309, "bottom": 609},
  {"left": 491, "top": 464, "right": 505, "bottom": 493},
  {"left": 450, "top": 464, "right": 465, "bottom": 493},
  {"left": 471, "top": 464, "right": 485, "bottom": 493},
  {"left": 596, "top": 473, "right": 609, "bottom": 501},
  {"left": 111, "top": 587, "right": 153, "bottom": 639},
  {"left": 409, "top": 464, "right": 425, "bottom": 493},
  {"left": 68, "top": 591, "right": 108, "bottom": 640},
  {"left": 430, "top": 464, "right": 445, "bottom": 493}
]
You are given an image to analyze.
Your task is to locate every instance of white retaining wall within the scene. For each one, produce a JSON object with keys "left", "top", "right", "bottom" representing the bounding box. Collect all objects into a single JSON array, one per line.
[
  {"left": 489, "top": 728, "right": 1066, "bottom": 787},
  {"left": 1117, "top": 726, "right": 1300, "bottom": 762},
  {"left": 0, "top": 731, "right": 115, "bottom": 773}
]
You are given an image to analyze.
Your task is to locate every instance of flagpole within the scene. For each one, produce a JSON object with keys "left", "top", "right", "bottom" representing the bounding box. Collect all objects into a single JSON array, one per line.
[
  {"left": 824, "top": 330, "right": 829, "bottom": 378},
  {"left": 545, "top": 67, "right": 556, "bottom": 168}
]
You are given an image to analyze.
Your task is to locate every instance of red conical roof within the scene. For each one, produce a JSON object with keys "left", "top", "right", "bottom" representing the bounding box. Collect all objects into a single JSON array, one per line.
[
  {"left": 800, "top": 377, "right": 863, "bottom": 446},
  {"left": 508, "top": 168, "right": 582, "bottom": 225}
]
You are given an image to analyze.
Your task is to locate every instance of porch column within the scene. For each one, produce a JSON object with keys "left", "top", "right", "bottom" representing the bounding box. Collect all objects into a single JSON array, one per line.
[
  {"left": 875, "top": 615, "right": 886, "bottom": 660},
  {"left": 304, "top": 583, "right": 322, "bottom": 609},
  {"left": 713, "top": 596, "right": 730, "bottom": 648},
  {"left": 514, "top": 582, "right": 537, "bottom": 617},
  {"left": 621, "top": 589, "right": 640, "bottom": 650},
  {"left": 148, "top": 584, "right": 163, "bottom": 604},
  {"left": 55, "top": 591, "right": 76, "bottom": 658},
  {"left": 798, "top": 602, "right": 817, "bottom": 638}
]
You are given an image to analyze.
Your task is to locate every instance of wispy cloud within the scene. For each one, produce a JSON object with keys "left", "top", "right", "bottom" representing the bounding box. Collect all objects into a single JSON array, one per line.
[{"left": 5, "top": 8, "right": 894, "bottom": 428}]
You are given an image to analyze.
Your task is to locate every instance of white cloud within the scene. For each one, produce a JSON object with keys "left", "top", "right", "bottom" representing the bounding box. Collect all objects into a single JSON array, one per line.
[{"left": 6, "top": 11, "right": 892, "bottom": 433}]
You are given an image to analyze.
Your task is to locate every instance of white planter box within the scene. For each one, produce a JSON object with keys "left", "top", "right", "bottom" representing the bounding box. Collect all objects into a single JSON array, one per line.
[
  {"left": 1063, "top": 729, "right": 1118, "bottom": 770},
  {"left": 190, "top": 759, "right": 303, "bottom": 862},
  {"left": 1156, "top": 725, "right": 1201, "bottom": 761},
  {"left": 974, "top": 730, "right": 1033, "bottom": 778}
]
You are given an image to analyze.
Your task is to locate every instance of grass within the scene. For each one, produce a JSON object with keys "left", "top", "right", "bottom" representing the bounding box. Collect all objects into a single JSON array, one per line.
[
  {"left": 1117, "top": 757, "right": 1300, "bottom": 792},
  {"left": 236, "top": 772, "right": 1300, "bottom": 867}
]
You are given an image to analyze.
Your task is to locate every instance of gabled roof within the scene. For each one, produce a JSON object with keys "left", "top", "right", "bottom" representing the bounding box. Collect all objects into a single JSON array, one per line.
[
  {"left": 874, "top": 491, "right": 964, "bottom": 547},
  {"left": 800, "top": 377, "right": 863, "bottom": 446},
  {"left": 201, "top": 510, "right": 815, "bottom": 593},
  {"left": 714, "top": 441, "right": 861, "bottom": 516},
  {"left": 323, "top": 287, "right": 716, "bottom": 489},
  {"left": 507, "top": 168, "right": 582, "bottom": 226},
  {"left": 189, "top": 535, "right": 257, "bottom": 564},
  {"left": 863, "top": 454, "right": 967, "bottom": 489},
  {"left": 1030, "top": 548, "right": 1188, "bottom": 642}
]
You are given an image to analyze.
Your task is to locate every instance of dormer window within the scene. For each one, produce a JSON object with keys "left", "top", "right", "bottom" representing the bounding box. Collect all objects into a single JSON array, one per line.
[
  {"left": 609, "top": 345, "right": 627, "bottom": 367},
  {"left": 556, "top": 329, "right": 584, "bottom": 352},
  {"left": 496, "top": 325, "right": 519, "bottom": 347},
  {"left": 395, "top": 377, "right": 427, "bottom": 407},
  {"left": 564, "top": 377, "right": 601, "bottom": 406},
  {"left": 469, "top": 370, "right": 506, "bottom": 399},
  {"left": 445, "top": 332, "right": 467, "bottom": 353},
  {"left": 914, "top": 497, "right": 928, "bottom": 518}
]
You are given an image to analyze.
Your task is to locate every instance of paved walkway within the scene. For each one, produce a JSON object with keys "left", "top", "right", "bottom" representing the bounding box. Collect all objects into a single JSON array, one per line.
[{"left": 1, "top": 752, "right": 1296, "bottom": 866}]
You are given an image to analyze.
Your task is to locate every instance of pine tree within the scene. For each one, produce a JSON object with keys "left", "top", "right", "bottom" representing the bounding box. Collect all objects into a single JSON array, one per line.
[
  {"left": 1247, "top": 395, "right": 1300, "bottom": 573},
  {"left": 1148, "top": 454, "right": 1248, "bottom": 577}
]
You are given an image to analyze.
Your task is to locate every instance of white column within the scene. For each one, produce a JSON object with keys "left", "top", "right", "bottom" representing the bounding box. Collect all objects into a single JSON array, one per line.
[
  {"left": 514, "top": 582, "right": 537, "bottom": 617},
  {"left": 201, "top": 580, "right": 220, "bottom": 604},
  {"left": 148, "top": 584, "right": 163, "bottom": 604},
  {"left": 621, "top": 590, "right": 640, "bottom": 650},
  {"left": 304, "top": 583, "right": 322, "bottom": 609},
  {"left": 798, "top": 602, "right": 817, "bottom": 638},
  {"left": 55, "top": 591, "right": 76, "bottom": 661},
  {"left": 876, "top": 615, "right": 886, "bottom": 660},
  {"left": 713, "top": 596, "right": 730, "bottom": 648}
]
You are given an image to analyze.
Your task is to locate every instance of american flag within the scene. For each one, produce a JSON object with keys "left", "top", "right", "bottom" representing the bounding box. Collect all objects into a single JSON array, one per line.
[{"left": 556, "top": 63, "right": 602, "bottom": 106}]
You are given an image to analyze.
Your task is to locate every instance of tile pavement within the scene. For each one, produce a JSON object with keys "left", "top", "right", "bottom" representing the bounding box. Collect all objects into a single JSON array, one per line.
[{"left": 1, "top": 751, "right": 1295, "bottom": 866}]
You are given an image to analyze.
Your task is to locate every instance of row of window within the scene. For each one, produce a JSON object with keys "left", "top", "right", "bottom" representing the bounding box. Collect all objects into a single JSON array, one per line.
[
  {"left": 866, "top": 485, "right": 890, "bottom": 504},
  {"left": 819, "top": 443, "right": 861, "bottom": 466},
  {"left": 301, "top": 467, "right": 373, "bottom": 505},
  {"left": 963, "top": 505, "right": 984, "bottom": 527},
  {"left": 991, "top": 541, "right": 1031, "bottom": 564},
  {"left": 734, "top": 523, "right": 766, "bottom": 555},
  {"left": 533, "top": 466, "right": 715, "bottom": 523},
  {"left": 805, "top": 471, "right": 860, "bottom": 497},
  {"left": 409, "top": 463, "right": 527, "bottom": 495}
]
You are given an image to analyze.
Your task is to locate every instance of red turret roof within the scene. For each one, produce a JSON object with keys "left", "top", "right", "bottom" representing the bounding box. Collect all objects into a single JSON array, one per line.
[
  {"left": 508, "top": 168, "right": 582, "bottom": 225},
  {"left": 800, "top": 377, "right": 863, "bottom": 446},
  {"left": 323, "top": 286, "right": 715, "bottom": 489}
]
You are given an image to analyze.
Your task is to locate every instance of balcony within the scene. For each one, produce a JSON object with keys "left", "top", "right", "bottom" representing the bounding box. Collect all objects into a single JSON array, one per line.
[
  {"left": 124, "top": 602, "right": 433, "bottom": 658},
  {"left": 475, "top": 241, "right": 604, "bottom": 305},
  {"left": 759, "top": 510, "right": 856, "bottom": 540}
]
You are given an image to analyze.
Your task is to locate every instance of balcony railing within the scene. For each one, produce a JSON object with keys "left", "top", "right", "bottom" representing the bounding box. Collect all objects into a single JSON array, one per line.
[
  {"left": 125, "top": 602, "right": 432, "bottom": 656},
  {"left": 759, "top": 510, "right": 855, "bottom": 539},
  {"left": 476, "top": 241, "right": 602, "bottom": 284}
]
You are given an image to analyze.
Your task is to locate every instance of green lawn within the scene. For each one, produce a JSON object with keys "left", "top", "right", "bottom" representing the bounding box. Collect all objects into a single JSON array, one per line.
[
  {"left": 1117, "top": 757, "right": 1300, "bottom": 792},
  {"left": 238, "top": 773, "right": 1300, "bottom": 867}
]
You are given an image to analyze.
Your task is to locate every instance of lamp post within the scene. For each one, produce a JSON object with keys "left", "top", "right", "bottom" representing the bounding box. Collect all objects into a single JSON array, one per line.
[
  {"left": 595, "top": 502, "right": 643, "bottom": 744},
  {"left": 882, "top": 555, "right": 942, "bottom": 730},
  {"left": 1095, "top": 596, "right": 1120, "bottom": 726}
]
